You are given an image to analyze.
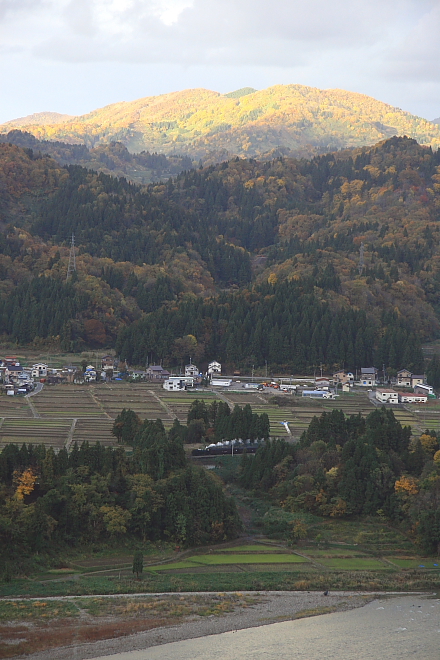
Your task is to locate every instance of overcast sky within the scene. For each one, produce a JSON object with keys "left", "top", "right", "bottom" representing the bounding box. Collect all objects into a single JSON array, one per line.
[{"left": 1, "top": 0, "right": 439, "bottom": 123}]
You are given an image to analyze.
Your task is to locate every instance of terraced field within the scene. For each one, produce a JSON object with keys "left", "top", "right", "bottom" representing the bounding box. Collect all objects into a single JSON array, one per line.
[
  {"left": 32, "top": 388, "right": 107, "bottom": 418},
  {"left": 0, "top": 419, "right": 72, "bottom": 450},
  {"left": 0, "top": 382, "right": 431, "bottom": 450},
  {"left": 0, "top": 396, "right": 33, "bottom": 418},
  {"left": 72, "top": 419, "right": 116, "bottom": 447},
  {"left": 94, "top": 384, "right": 168, "bottom": 420}
]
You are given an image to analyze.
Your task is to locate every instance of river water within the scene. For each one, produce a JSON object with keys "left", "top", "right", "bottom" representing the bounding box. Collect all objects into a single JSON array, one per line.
[{"left": 89, "top": 596, "right": 440, "bottom": 660}]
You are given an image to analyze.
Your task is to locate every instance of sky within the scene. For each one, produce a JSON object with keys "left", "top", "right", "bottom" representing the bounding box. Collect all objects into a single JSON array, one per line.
[{"left": 1, "top": 0, "right": 440, "bottom": 123}]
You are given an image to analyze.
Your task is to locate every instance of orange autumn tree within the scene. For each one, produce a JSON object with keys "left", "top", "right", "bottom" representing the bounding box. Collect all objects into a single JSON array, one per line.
[{"left": 13, "top": 468, "right": 37, "bottom": 501}]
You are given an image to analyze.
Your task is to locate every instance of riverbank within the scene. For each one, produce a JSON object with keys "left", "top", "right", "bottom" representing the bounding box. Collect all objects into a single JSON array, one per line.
[{"left": 6, "top": 590, "right": 427, "bottom": 660}]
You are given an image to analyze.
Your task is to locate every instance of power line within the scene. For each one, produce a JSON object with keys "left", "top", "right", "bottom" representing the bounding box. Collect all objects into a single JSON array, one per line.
[{"left": 66, "top": 234, "right": 77, "bottom": 281}]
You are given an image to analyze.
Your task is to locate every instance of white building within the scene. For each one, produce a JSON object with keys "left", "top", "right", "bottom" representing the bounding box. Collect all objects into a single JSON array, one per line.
[
  {"left": 414, "top": 384, "right": 434, "bottom": 396},
  {"left": 376, "top": 389, "right": 399, "bottom": 404},
  {"left": 211, "top": 378, "right": 232, "bottom": 387},
  {"left": 208, "top": 361, "right": 221, "bottom": 375},
  {"left": 185, "top": 364, "right": 199, "bottom": 377},
  {"left": 163, "top": 378, "right": 185, "bottom": 391},
  {"left": 31, "top": 363, "right": 48, "bottom": 379},
  {"left": 399, "top": 393, "right": 428, "bottom": 403},
  {"left": 84, "top": 366, "right": 97, "bottom": 382}
]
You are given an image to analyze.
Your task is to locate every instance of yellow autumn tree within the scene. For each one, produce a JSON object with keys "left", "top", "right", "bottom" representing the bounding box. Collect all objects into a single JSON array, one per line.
[
  {"left": 394, "top": 476, "right": 419, "bottom": 495},
  {"left": 13, "top": 468, "right": 37, "bottom": 501},
  {"left": 419, "top": 434, "right": 439, "bottom": 456}
]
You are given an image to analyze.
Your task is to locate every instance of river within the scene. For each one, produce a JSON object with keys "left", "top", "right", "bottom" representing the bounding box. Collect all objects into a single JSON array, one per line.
[{"left": 88, "top": 596, "right": 439, "bottom": 660}]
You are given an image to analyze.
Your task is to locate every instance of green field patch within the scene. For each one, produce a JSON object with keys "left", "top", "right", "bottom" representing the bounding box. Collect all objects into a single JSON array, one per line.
[
  {"left": 317, "top": 558, "right": 391, "bottom": 570},
  {"left": 387, "top": 557, "right": 440, "bottom": 569},
  {"left": 192, "top": 554, "right": 308, "bottom": 565},
  {"left": 220, "top": 545, "right": 288, "bottom": 553},
  {"left": 303, "top": 547, "right": 368, "bottom": 557},
  {"left": 149, "top": 561, "right": 201, "bottom": 571}
]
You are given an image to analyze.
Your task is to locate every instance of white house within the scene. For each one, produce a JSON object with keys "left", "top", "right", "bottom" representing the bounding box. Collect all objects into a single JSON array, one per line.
[
  {"left": 208, "top": 361, "right": 221, "bottom": 375},
  {"left": 185, "top": 364, "right": 199, "bottom": 377},
  {"left": 376, "top": 388, "right": 399, "bottom": 404},
  {"left": 360, "top": 367, "right": 378, "bottom": 387},
  {"left": 163, "top": 378, "right": 185, "bottom": 391},
  {"left": 399, "top": 393, "right": 428, "bottom": 403},
  {"left": 31, "top": 363, "right": 48, "bottom": 379}
]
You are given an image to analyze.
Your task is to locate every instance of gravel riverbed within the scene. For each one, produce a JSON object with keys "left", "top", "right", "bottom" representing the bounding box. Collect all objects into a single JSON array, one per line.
[{"left": 13, "top": 590, "right": 394, "bottom": 660}]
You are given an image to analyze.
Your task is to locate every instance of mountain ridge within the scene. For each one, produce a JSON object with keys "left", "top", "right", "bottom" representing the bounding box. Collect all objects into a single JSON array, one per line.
[{"left": 2, "top": 84, "right": 440, "bottom": 161}]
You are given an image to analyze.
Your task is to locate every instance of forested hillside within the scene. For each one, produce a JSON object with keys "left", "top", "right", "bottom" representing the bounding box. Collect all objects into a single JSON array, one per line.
[
  {"left": 1, "top": 136, "right": 440, "bottom": 372},
  {"left": 0, "top": 420, "right": 240, "bottom": 574},
  {"left": 0, "top": 131, "right": 194, "bottom": 185},
  {"left": 2, "top": 85, "right": 440, "bottom": 161}
]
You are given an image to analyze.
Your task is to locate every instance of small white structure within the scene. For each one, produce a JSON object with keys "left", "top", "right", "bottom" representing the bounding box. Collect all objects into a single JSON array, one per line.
[
  {"left": 315, "top": 377, "right": 331, "bottom": 389},
  {"left": 376, "top": 388, "right": 399, "bottom": 404},
  {"left": 399, "top": 393, "right": 428, "bottom": 403},
  {"left": 208, "top": 361, "right": 221, "bottom": 375},
  {"left": 84, "top": 366, "right": 97, "bottom": 382},
  {"left": 360, "top": 367, "right": 378, "bottom": 387},
  {"left": 211, "top": 378, "right": 232, "bottom": 387},
  {"left": 185, "top": 364, "right": 199, "bottom": 377},
  {"left": 302, "top": 390, "right": 334, "bottom": 399},
  {"left": 342, "top": 383, "right": 351, "bottom": 393},
  {"left": 31, "top": 363, "right": 48, "bottom": 379},
  {"left": 414, "top": 384, "right": 434, "bottom": 396}
]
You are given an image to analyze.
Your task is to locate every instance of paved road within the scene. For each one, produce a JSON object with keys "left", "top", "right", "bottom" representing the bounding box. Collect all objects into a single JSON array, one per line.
[{"left": 26, "top": 382, "right": 44, "bottom": 397}]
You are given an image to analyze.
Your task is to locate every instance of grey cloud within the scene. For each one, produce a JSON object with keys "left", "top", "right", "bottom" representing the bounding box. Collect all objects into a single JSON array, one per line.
[
  {"left": 32, "top": 0, "right": 412, "bottom": 66},
  {"left": 0, "top": 0, "right": 48, "bottom": 20},
  {"left": 384, "top": 6, "right": 440, "bottom": 82}
]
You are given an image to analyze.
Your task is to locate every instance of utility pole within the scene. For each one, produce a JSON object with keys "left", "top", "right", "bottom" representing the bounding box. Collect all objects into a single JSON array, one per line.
[{"left": 66, "top": 234, "right": 77, "bottom": 281}]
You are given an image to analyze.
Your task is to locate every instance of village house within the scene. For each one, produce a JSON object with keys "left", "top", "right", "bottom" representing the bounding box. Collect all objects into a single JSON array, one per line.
[
  {"left": 376, "top": 388, "right": 399, "bottom": 404},
  {"left": 146, "top": 365, "right": 170, "bottom": 380},
  {"left": 360, "top": 367, "right": 378, "bottom": 387},
  {"left": 411, "top": 374, "right": 426, "bottom": 388},
  {"left": 315, "top": 376, "right": 331, "bottom": 389},
  {"left": 84, "top": 366, "right": 97, "bottom": 382},
  {"left": 396, "top": 369, "right": 412, "bottom": 387},
  {"left": 207, "top": 361, "right": 221, "bottom": 376},
  {"left": 31, "top": 363, "right": 48, "bottom": 379},
  {"left": 163, "top": 377, "right": 186, "bottom": 391},
  {"left": 185, "top": 363, "right": 199, "bottom": 377},
  {"left": 101, "top": 355, "right": 115, "bottom": 371},
  {"left": 399, "top": 392, "right": 428, "bottom": 404},
  {"left": 333, "top": 370, "right": 354, "bottom": 384}
]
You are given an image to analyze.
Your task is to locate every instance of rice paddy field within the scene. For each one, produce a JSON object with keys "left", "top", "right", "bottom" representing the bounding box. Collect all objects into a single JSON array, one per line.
[{"left": 0, "top": 382, "right": 431, "bottom": 450}]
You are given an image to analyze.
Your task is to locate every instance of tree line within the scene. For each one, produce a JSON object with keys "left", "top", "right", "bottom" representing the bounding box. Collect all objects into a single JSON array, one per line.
[{"left": 239, "top": 407, "right": 440, "bottom": 554}]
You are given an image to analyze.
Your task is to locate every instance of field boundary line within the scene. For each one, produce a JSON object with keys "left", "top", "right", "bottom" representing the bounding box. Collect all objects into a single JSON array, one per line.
[
  {"left": 65, "top": 418, "right": 78, "bottom": 451},
  {"left": 149, "top": 390, "right": 174, "bottom": 419},
  {"left": 26, "top": 396, "right": 40, "bottom": 418},
  {"left": 89, "top": 387, "right": 112, "bottom": 419}
]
